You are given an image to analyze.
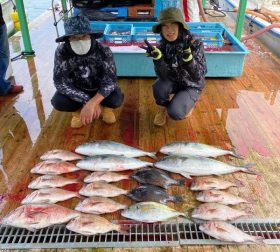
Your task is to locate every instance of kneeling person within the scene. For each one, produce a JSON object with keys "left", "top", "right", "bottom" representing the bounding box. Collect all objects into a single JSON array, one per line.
[
  {"left": 51, "top": 16, "right": 124, "bottom": 128},
  {"left": 141, "top": 8, "right": 207, "bottom": 126}
]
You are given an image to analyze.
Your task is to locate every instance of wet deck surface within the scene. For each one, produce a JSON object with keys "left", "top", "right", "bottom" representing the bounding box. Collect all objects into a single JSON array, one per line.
[{"left": 0, "top": 11, "right": 280, "bottom": 251}]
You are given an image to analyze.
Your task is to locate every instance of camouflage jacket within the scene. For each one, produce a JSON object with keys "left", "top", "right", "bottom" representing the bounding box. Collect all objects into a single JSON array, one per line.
[
  {"left": 153, "top": 35, "right": 207, "bottom": 90},
  {"left": 53, "top": 39, "right": 117, "bottom": 104}
]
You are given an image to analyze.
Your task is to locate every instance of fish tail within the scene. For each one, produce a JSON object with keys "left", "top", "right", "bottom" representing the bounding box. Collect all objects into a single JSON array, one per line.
[
  {"left": 243, "top": 207, "right": 254, "bottom": 215},
  {"left": 240, "top": 163, "right": 260, "bottom": 175},
  {"left": 230, "top": 148, "right": 244, "bottom": 159},
  {"left": 116, "top": 224, "right": 130, "bottom": 234},
  {"left": 243, "top": 196, "right": 257, "bottom": 204},
  {"left": 147, "top": 152, "right": 157, "bottom": 160},
  {"left": 233, "top": 178, "right": 244, "bottom": 188},
  {"left": 176, "top": 179, "right": 185, "bottom": 186},
  {"left": 252, "top": 235, "right": 265, "bottom": 245},
  {"left": 171, "top": 195, "right": 183, "bottom": 203}
]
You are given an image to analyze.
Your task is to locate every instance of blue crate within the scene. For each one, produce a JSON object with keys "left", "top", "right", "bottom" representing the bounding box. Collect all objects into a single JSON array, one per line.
[
  {"left": 191, "top": 31, "right": 224, "bottom": 47},
  {"left": 104, "top": 24, "right": 133, "bottom": 46},
  {"left": 132, "top": 27, "right": 161, "bottom": 46},
  {"left": 154, "top": 0, "right": 181, "bottom": 17},
  {"left": 90, "top": 23, "right": 107, "bottom": 41},
  {"left": 188, "top": 22, "right": 225, "bottom": 34},
  {"left": 99, "top": 7, "right": 128, "bottom": 17}
]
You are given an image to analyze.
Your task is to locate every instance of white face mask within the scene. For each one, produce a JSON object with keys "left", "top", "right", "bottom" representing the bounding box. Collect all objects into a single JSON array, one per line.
[{"left": 70, "top": 39, "right": 91, "bottom": 55}]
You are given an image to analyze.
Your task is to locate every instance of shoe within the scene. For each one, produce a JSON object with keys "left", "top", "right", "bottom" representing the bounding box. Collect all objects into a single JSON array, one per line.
[
  {"left": 184, "top": 108, "right": 194, "bottom": 118},
  {"left": 71, "top": 111, "right": 83, "bottom": 128},
  {"left": 102, "top": 107, "right": 116, "bottom": 124},
  {"left": 153, "top": 106, "right": 167, "bottom": 126},
  {"left": 7, "top": 84, "right": 23, "bottom": 94}
]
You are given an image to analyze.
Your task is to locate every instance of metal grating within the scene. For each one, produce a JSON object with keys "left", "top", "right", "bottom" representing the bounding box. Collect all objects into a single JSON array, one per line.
[{"left": 0, "top": 219, "right": 279, "bottom": 249}]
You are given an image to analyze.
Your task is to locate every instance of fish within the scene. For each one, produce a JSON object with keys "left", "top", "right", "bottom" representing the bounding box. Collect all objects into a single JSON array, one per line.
[
  {"left": 196, "top": 190, "right": 254, "bottom": 205},
  {"left": 66, "top": 214, "right": 128, "bottom": 236},
  {"left": 160, "top": 141, "right": 242, "bottom": 158},
  {"left": 199, "top": 221, "right": 264, "bottom": 244},
  {"left": 75, "top": 196, "right": 127, "bottom": 214},
  {"left": 79, "top": 181, "right": 128, "bottom": 197},
  {"left": 40, "top": 149, "right": 84, "bottom": 161},
  {"left": 191, "top": 203, "right": 253, "bottom": 221},
  {"left": 127, "top": 185, "right": 182, "bottom": 204},
  {"left": 190, "top": 177, "right": 244, "bottom": 191},
  {"left": 21, "top": 188, "right": 81, "bottom": 204},
  {"left": 121, "top": 201, "right": 186, "bottom": 223},
  {"left": 28, "top": 175, "right": 80, "bottom": 189},
  {"left": 154, "top": 156, "right": 258, "bottom": 179},
  {"left": 31, "top": 160, "right": 81, "bottom": 175},
  {"left": 130, "top": 168, "right": 185, "bottom": 189},
  {"left": 75, "top": 140, "right": 156, "bottom": 159},
  {"left": 84, "top": 171, "right": 129, "bottom": 183},
  {"left": 1, "top": 204, "right": 80, "bottom": 231},
  {"left": 77, "top": 155, "right": 153, "bottom": 172}
]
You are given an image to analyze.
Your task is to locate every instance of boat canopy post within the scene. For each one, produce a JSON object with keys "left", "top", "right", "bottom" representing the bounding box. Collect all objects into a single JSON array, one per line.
[
  {"left": 202, "top": 0, "right": 206, "bottom": 7},
  {"left": 61, "top": 0, "right": 69, "bottom": 19},
  {"left": 15, "top": 0, "right": 34, "bottom": 56},
  {"left": 234, "top": 0, "right": 247, "bottom": 40}
]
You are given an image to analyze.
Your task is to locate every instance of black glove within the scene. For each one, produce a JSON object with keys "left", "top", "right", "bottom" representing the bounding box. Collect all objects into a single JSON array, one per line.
[
  {"left": 182, "top": 34, "right": 193, "bottom": 63},
  {"left": 139, "top": 39, "right": 162, "bottom": 60}
]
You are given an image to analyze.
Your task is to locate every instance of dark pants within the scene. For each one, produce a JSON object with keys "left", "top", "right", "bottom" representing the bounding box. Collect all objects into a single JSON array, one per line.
[
  {"left": 153, "top": 78, "right": 201, "bottom": 120},
  {"left": 51, "top": 87, "right": 124, "bottom": 112}
]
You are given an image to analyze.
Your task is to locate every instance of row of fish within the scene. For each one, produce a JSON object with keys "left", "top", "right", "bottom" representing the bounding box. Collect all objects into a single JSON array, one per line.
[
  {"left": 41, "top": 140, "right": 242, "bottom": 161},
  {"left": 1, "top": 204, "right": 126, "bottom": 235},
  {"left": 23, "top": 182, "right": 182, "bottom": 205},
  {"left": 32, "top": 154, "right": 257, "bottom": 179}
]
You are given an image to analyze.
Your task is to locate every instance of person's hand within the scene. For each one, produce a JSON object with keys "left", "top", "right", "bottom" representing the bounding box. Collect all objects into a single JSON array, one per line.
[
  {"left": 182, "top": 34, "right": 193, "bottom": 63},
  {"left": 139, "top": 39, "right": 162, "bottom": 60},
  {"left": 80, "top": 99, "right": 101, "bottom": 125}
]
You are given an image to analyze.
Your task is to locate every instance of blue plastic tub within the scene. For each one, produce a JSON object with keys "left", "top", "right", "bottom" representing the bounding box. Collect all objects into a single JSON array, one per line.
[
  {"left": 90, "top": 21, "right": 249, "bottom": 77},
  {"left": 99, "top": 7, "right": 128, "bottom": 17},
  {"left": 104, "top": 24, "right": 133, "bottom": 46},
  {"left": 191, "top": 31, "right": 224, "bottom": 47},
  {"left": 132, "top": 27, "right": 161, "bottom": 46}
]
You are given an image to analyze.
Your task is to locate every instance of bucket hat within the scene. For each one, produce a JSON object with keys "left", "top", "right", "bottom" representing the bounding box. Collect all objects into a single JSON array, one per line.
[
  {"left": 152, "top": 7, "right": 189, "bottom": 33},
  {"left": 56, "top": 15, "right": 102, "bottom": 42}
]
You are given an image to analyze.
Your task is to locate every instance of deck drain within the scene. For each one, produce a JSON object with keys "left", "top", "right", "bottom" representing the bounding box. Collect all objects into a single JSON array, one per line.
[{"left": 0, "top": 219, "right": 279, "bottom": 249}]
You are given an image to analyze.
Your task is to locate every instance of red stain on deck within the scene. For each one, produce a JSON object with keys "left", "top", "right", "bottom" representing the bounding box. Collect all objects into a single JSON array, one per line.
[{"left": 184, "top": 178, "right": 193, "bottom": 187}]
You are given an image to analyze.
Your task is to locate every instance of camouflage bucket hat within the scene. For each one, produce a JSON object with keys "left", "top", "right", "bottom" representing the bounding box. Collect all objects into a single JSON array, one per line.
[
  {"left": 56, "top": 15, "right": 102, "bottom": 43},
  {"left": 152, "top": 7, "right": 189, "bottom": 33}
]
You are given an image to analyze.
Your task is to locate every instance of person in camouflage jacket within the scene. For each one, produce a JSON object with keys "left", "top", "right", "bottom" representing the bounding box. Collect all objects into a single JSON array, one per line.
[
  {"left": 141, "top": 7, "right": 207, "bottom": 126},
  {"left": 51, "top": 16, "right": 123, "bottom": 128}
]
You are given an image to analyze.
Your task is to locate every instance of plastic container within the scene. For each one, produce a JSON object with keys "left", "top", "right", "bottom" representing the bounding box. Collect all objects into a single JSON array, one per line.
[
  {"left": 132, "top": 27, "right": 160, "bottom": 46},
  {"left": 191, "top": 31, "right": 224, "bottom": 47},
  {"left": 104, "top": 24, "right": 133, "bottom": 46},
  {"left": 128, "top": 5, "right": 154, "bottom": 18},
  {"left": 99, "top": 7, "right": 128, "bottom": 17}
]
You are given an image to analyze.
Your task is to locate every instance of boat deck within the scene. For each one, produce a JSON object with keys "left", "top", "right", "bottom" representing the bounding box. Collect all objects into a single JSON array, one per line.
[{"left": 0, "top": 11, "right": 280, "bottom": 251}]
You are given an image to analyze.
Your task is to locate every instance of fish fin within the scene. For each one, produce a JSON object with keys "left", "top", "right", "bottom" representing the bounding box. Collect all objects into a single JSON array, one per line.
[
  {"left": 240, "top": 163, "right": 260, "bottom": 175},
  {"left": 243, "top": 196, "right": 256, "bottom": 204},
  {"left": 252, "top": 235, "right": 265, "bottom": 245},
  {"left": 147, "top": 152, "right": 157, "bottom": 160},
  {"left": 26, "top": 227, "right": 37, "bottom": 232},
  {"left": 171, "top": 195, "right": 183, "bottom": 203},
  {"left": 233, "top": 178, "right": 244, "bottom": 188},
  {"left": 176, "top": 179, "right": 185, "bottom": 186},
  {"left": 209, "top": 192, "right": 220, "bottom": 198},
  {"left": 207, "top": 208, "right": 217, "bottom": 213},
  {"left": 217, "top": 227, "right": 228, "bottom": 233},
  {"left": 180, "top": 172, "right": 192, "bottom": 179},
  {"left": 242, "top": 207, "right": 254, "bottom": 215},
  {"left": 116, "top": 225, "right": 130, "bottom": 234},
  {"left": 184, "top": 209, "right": 196, "bottom": 223}
]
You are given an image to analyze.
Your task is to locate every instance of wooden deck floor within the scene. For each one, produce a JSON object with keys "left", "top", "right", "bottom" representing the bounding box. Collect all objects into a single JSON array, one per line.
[{"left": 0, "top": 12, "right": 280, "bottom": 251}]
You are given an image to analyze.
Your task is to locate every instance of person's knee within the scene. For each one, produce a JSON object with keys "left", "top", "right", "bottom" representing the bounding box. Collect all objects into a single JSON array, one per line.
[
  {"left": 107, "top": 91, "right": 124, "bottom": 108},
  {"left": 167, "top": 105, "right": 186, "bottom": 120}
]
